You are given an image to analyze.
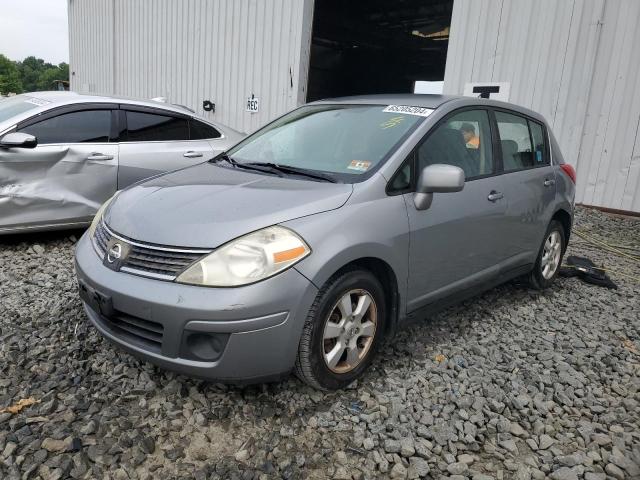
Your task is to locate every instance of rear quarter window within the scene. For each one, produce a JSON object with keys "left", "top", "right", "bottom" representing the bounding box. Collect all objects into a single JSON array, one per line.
[{"left": 190, "top": 119, "right": 221, "bottom": 139}]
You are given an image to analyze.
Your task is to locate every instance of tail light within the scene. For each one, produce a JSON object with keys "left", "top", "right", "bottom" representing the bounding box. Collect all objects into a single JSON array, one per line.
[{"left": 560, "top": 164, "right": 576, "bottom": 184}]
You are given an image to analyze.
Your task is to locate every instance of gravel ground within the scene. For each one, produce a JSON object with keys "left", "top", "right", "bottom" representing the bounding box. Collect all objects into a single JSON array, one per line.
[{"left": 0, "top": 206, "right": 638, "bottom": 480}]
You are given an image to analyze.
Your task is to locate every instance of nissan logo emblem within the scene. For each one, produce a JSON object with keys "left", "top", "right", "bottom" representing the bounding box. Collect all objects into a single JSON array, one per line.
[{"left": 107, "top": 243, "right": 123, "bottom": 263}]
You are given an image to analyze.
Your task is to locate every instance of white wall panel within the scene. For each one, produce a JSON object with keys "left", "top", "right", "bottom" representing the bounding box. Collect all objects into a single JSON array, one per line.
[
  {"left": 444, "top": 0, "right": 640, "bottom": 212},
  {"left": 68, "top": 0, "right": 314, "bottom": 134}
]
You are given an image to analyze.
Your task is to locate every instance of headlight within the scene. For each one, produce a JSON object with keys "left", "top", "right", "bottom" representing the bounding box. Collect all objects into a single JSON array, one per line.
[
  {"left": 176, "top": 226, "right": 311, "bottom": 287},
  {"left": 88, "top": 192, "right": 119, "bottom": 237}
]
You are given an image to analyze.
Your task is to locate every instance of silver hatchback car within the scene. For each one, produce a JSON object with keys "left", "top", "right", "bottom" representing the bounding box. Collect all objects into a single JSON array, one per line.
[
  {"left": 75, "top": 94, "right": 576, "bottom": 390},
  {"left": 0, "top": 92, "right": 243, "bottom": 234}
]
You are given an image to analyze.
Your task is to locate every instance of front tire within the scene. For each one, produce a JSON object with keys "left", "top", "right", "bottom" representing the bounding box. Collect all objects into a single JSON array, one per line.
[
  {"left": 294, "top": 269, "right": 386, "bottom": 390},
  {"left": 528, "top": 220, "right": 566, "bottom": 290}
]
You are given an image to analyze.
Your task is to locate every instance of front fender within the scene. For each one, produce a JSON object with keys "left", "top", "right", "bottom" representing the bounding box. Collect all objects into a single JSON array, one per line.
[{"left": 282, "top": 193, "right": 410, "bottom": 317}]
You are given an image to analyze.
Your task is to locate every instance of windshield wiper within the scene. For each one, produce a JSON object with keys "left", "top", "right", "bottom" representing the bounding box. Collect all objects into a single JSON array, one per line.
[
  {"left": 244, "top": 162, "right": 337, "bottom": 183},
  {"left": 210, "top": 152, "right": 239, "bottom": 167},
  {"left": 211, "top": 154, "right": 283, "bottom": 176}
]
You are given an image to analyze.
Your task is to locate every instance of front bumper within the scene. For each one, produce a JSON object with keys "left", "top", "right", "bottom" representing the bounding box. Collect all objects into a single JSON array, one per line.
[{"left": 74, "top": 232, "right": 319, "bottom": 383}]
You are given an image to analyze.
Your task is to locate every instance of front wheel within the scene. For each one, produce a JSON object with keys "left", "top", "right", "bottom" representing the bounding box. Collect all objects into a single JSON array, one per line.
[
  {"left": 528, "top": 220, "right": 566, "bottom": 289},
  {"left": 294, "top": 269, "right": 386, "bottom": 390}
]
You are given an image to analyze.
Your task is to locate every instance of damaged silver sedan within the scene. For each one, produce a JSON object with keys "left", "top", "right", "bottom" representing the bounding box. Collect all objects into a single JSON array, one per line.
[{"left": 0, "top": 92, "right": 243, "bottom": 234}]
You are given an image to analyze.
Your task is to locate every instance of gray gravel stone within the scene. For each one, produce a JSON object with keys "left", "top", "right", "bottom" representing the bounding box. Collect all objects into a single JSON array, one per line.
[
  {"left": 0, "top": 207, "right": 638, "bottom": 479},
  {"left": 550, "top": 467, "right": 578, "bottom": 480},
  {"left": 408, "top": 457, "right": 429, "bottom": 478},
  {"left": 447, "top": 462, "right": 469, "bottom": 475},
  {"left": 604, "top": 463, "right": 625, "bottom": 480}
]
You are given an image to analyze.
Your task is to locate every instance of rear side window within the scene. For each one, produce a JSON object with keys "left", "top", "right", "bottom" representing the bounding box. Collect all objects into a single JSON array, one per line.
[
  {"left": 190, "top": 120, "right": 221, "bottom": 139},
  {"left": 125, "top": 111, "right": 189, "bottom": 141},
  {"left": 529, "top": 120, "right": 548, "bottom": 166},
  {"left": 19, "top": 110, "right": 111, "bottom": 144},
  {"left": 495, "top": 111, "right": 549, "bottom": 171}
]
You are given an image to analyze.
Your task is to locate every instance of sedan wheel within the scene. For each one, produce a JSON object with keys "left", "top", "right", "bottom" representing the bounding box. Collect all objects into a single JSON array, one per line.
[
  {"left": 322, "top": 289, "right": 377, "bottom": 374},
  {"left": 295, "top": 269, "right": 386, "bottom": 390},
  {"left": 541, "top": 230, "right": 562, "bottom": 279},
  {"left": 528, "top": 220, "right": 566, "bottom": 290}
]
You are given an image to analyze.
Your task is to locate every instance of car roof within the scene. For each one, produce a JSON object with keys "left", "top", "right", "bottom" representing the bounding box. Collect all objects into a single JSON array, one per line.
[
  {"left": 308, "top": 93, "right": 549, "bottom": 125},
  {"left": 23, "top": 91, "right": 196, "bottom": 116},
  {"left": 310, "top": 93, "right": 458, "bottom": 109}
]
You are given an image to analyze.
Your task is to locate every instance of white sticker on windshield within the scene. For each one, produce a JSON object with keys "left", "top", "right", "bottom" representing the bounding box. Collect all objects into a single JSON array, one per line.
[
  {"left": 24, "top": 98, "right": 52, "bottom": 107},
  {"left": 382, "top": 105, "right": 433, "bottom": 117}
]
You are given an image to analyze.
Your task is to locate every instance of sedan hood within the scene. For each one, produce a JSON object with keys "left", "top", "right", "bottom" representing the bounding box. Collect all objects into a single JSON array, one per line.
[{"left": 104, "top": 162, "right": 353, "bottom": 248}]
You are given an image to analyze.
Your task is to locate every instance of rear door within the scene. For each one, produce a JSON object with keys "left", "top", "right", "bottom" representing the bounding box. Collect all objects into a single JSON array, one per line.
[
  {"left": 0, "top": 105, "right": 118, "bottom": 231},
  {"left": 116, "top": 107, "right": 215, "bottom": 187},
  {"left": 492, "top": 110, "right": 556, "bottom": 264},
  {"left": 400, "top": 108, "right": 510, "bottom": 312}
]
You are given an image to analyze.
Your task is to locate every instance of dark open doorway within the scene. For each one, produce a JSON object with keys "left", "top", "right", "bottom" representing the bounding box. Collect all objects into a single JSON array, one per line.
[{"left": 307, "top": 0, "right": 453, "bottom": 102}]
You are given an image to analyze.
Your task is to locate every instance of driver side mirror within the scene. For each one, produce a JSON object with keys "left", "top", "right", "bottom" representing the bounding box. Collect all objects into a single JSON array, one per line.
[
  {"left": 414, "top": 164, "right": 465, "bottom": 210},
  {"left": 0, "top": 132, "right": 38, "bottom": 149}
]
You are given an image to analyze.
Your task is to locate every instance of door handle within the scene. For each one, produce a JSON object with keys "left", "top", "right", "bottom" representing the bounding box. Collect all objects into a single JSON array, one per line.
[
  {"left": 487, "top": 191, "right": 504, "bottom": 202},
  {"left": 544, "top": 178, "right": 556, "bottom": 187},
  {"left": 183, "top": 151, "right": 203, "bottom": 158},
  {"left": 87, "top": 153, "right": 114, "bottom": 161}
]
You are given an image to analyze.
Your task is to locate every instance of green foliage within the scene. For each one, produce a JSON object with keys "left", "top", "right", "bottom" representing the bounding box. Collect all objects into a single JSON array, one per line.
[
  {"left": 0, "top": 54, "right": 23, "bottom": 95},
  {"left": 0, "top": 54, "right": 69, "bottom": 95}
]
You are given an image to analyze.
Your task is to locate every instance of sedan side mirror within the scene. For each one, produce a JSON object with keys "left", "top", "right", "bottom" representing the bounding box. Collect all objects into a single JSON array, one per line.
[
  {"left": 414, "top": 164, "right": 465, "bottom": 210},
  {"left": 0, "top": 132, "right": 38, "bottom": 149}
]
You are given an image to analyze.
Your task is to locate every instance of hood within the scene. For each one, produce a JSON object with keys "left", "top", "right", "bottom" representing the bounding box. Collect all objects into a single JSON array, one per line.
[{"left": 104, "top": 162, "right": 353, "bottom": 248}]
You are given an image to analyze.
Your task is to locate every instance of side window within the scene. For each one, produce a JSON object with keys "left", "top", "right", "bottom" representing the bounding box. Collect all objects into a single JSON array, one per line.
[
  {"left": 528, "top": 120, "right": 549, "bottom": 166},
  {"left": 19, "top": 110, "right": 111, "bottom": 144},
  {"left": 417, "top": 109, "right": 493, "bottom": 180},
  {"left": 388, "top": 161, "right": 413, "bottom": 193},
  {"left": 190, "top": 119, "right": 221, "bottom": 140},
  {"left": 495, "top": 111, "right": 535, "bottom": 171},
  {"left": 125, "top": 111, "right": 189, "bottom": 142}
]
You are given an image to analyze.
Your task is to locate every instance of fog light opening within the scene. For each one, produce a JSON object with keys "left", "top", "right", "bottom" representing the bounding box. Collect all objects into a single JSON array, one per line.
[{"left": 184, "top": 332, "right": 228, "bottom": 362}]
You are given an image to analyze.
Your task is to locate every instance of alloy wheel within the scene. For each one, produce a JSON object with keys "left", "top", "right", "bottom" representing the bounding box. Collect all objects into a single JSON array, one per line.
[
  {"left": 541, "top": 230, "right": 562, "bottom": 279},
  {"left": 322, "top": 289, "right": 377, "bottom": 374}
]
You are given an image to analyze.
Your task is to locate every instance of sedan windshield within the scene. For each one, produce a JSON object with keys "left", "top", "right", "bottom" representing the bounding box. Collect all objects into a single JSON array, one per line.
[
  {"left": 226, "top": 104, "right": 426, "bottom": 182},
  {"left": 0, "top": 95, "right": 44, "bottom": 124}
]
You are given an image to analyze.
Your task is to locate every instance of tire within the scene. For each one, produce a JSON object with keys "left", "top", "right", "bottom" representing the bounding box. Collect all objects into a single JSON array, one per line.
[
  {"left": 294, "top": 268, "right": 387, "bottom": 390},
  {"left": 528, "top": 220, "right": 566, "bottom": 290}
]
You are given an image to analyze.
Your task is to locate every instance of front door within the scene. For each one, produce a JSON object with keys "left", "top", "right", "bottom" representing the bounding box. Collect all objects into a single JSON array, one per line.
[
  {"left": 0, "top": 108, "right": 118, "bottom": 231},
  {"left": 404, "top": 108, "right": 509, "bottom": 313}
]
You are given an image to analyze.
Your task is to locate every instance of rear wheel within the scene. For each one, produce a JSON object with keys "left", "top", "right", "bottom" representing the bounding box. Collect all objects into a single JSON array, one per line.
[
  {"left": 295, "top": 269, "right": 386, "bottom": 390},
  {"left": 528, "top": 220, "right": 565, "bottom": 289}
]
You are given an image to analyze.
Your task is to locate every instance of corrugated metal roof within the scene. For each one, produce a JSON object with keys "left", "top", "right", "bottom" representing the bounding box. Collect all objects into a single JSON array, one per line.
[
  {"left": 68, "top": 0, "right": 313, "bottom": 134},
  {"left": 444, "top": 0, "right": 640, "bottom": 212}
]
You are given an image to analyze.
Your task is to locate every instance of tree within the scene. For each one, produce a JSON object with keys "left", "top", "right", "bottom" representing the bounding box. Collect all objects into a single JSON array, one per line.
[
  {"left": 36, "top": 63, "right": 69, "bottom": 90},
  {"left": 0, "top": 54, "right": 23, "bottom": 94},
  {"left": 17, "top": 56, "right": 49, "bottom": 92}
]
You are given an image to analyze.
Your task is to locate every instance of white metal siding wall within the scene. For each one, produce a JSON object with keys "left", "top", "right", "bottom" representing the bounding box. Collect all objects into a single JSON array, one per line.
[
  {"left": 68, "top": 0, "right": 313, "bottom": 134},
  {"left": 68, "top": 0, "right": 115, "bottom": 94},
  {"left": 444, "top": 0, "right": 640, "bottom": 212}
]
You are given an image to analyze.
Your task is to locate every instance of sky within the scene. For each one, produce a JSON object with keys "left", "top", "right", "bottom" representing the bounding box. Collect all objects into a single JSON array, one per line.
[{"left": 0, "top": 0, "right": 69, "bottom": 64}]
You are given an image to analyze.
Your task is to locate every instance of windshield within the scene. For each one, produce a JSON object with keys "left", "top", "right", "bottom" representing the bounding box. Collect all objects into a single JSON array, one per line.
[
  {"left": 227, "top": 104, "right": 426, "bottom": 182},
  {"left": 0, "top": 95, "right": 46, "bottom": 124}
]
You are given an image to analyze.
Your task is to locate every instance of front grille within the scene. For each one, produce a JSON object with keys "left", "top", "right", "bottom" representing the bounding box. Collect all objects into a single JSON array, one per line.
[
  {"left": 124, "top": 247, "right": 204, "bottom": 277},
  {"left": 93, "top": 221, "right": 210, "bottom": 280},
  {"left": 98, "top": 309, "right": 164, "bottom": 352}
]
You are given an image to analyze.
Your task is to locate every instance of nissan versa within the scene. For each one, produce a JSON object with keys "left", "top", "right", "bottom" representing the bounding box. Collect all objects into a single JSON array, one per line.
[{"left": 75, "top": 94, "right": 576, "bottom": 390}]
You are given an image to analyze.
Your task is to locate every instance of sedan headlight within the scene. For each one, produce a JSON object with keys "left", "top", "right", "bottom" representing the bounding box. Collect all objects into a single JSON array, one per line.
[
  {"left": 176, "top": 226, "right": 311, "bottom": 287},
  {"left": 88, "top": 192, "right": 119, "bottom": 237}
]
